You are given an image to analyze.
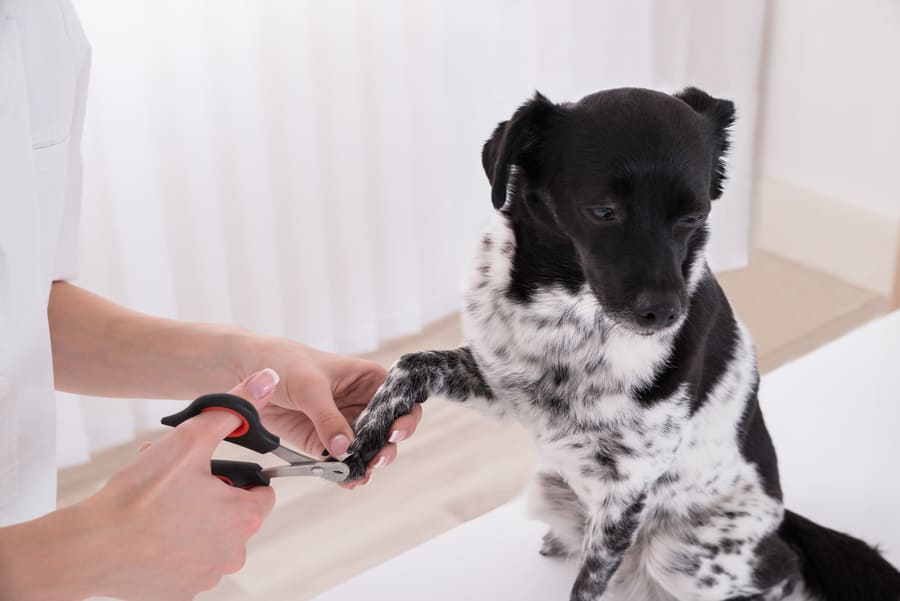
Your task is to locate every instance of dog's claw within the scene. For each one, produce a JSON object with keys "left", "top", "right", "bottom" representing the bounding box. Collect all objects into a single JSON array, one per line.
[
  {"left": 343, "top": 410, "right": 395, "bottom": 481},
  {"left": 343, "top": 451, "right": 370, "bottom": 481}
]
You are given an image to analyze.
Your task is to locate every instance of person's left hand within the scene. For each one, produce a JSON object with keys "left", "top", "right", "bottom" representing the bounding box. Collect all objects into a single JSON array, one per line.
[{"left": 236, "top": 338, "right": 422, "bottom": 488}]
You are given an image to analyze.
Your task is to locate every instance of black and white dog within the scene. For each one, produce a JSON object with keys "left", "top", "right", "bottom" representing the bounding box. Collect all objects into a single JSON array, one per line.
[{"left": 344, "top": 87, "right": 900, "bottom": 601}]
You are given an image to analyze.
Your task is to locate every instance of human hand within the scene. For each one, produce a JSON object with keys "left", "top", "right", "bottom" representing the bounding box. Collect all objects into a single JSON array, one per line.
[
  {"left": 241, "top": 339, "right": 422, "bottom": 487},
  {"left": 342, "top": 362, "right": 422, "bottom": 482},
  {"left": 82, "top": 369, "right": 279, "bottom": 600}
]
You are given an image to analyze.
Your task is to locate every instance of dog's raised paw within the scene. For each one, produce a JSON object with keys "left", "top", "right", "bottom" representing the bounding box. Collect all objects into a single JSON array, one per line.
[
  {"left": 342, "top": 362, "right": 423, "bottom": 481},
  {"left": 343, "top": 403, "right": 400, "bottom": 481},
  {"left": 343, "top": 422, "right": 390, "bottom": 481}
]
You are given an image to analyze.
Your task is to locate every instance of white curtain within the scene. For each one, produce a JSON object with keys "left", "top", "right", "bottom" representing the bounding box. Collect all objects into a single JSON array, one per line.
[{"left": 58, "top": 0, "right": 766, "bottom": 467}]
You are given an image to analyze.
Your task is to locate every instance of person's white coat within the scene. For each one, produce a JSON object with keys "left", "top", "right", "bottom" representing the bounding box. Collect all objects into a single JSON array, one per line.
[{"left": 0, "top": 0, "right": 90, "bottom": 526}]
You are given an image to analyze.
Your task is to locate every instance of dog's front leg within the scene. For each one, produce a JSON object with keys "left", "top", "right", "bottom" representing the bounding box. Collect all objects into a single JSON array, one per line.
[
  {"left": 570, "top": 491, "right": 647, "bottom": 601},
  {"left": 344, "top": 347, "right": 497, "bottom": 480}
]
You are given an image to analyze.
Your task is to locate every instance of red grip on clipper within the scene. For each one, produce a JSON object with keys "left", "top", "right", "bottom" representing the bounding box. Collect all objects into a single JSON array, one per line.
[
  {"left": 161, "top": 393, "right": 280, "bottom": 454},
  {"left": 201, "top": 406, "right": 250, "bottom": 438}
]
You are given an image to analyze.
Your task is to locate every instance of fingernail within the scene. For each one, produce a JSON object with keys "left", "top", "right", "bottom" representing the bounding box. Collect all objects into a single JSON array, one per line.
[
  {"left": 246, "top": 368, "right": 279, "bottom": 400},
  {"left": 329, "top": 434, "right": 351, "bottom": 460},
  {"left": 388, "top": 430, "right": 407, "bottom": 444},
  {"left": 373, "top": 455, "right": 389, "bottom": 470}
]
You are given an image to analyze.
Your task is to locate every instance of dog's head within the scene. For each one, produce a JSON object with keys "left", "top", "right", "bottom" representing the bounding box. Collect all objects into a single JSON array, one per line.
[{"left": 482, "top": 87, "right": 735, "bottom": 335}]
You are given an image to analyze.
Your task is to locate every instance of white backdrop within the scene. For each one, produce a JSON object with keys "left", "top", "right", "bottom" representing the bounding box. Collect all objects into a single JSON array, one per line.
[{"left": 58, "top": 0, "right": 766, "bottom": 467}]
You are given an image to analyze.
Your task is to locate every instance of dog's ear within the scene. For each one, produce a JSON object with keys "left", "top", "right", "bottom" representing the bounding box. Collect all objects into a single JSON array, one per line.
[
  {"left": 674, "top": 87, "right": 736, "bottom": 200},
  {"left": 482, "top": 92, "right": 559, "bottom": 210}
]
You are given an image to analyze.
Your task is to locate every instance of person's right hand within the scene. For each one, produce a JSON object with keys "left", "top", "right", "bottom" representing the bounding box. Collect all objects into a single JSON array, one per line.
[{"left": 83, "top": 369, "right": 280, "bottom": 601}]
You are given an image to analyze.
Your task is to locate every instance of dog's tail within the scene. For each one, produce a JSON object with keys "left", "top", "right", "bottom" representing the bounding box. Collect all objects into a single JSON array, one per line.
[{"left": 780, "top": 510, "right": 900, "bottom": 600}]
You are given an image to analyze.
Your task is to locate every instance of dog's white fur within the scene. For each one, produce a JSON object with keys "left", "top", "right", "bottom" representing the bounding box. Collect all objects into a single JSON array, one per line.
[
  {"left": 458, "top": 215, "right": 802, "bottom": 600},
  {"left": 350, "top": 213, "right": 810, "bottom": 600}
]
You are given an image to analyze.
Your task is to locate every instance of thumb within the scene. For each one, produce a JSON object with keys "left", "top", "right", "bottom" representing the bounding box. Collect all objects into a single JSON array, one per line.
[
  {"left": 178, "top": 368, "right": 281, "bottom": 455},
  {"left": 299, "top": 377, "right": 355, "bottom": 459}
]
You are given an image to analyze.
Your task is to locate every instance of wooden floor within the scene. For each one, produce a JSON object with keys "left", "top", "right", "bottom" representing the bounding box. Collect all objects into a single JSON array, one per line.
[{"left": 59, "top": 250, "right": 888, "bottom": 601}]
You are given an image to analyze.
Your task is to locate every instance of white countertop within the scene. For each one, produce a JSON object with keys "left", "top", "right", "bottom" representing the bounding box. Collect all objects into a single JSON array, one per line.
[{"left": 315, "top": 311, "right": 900, "bottom": 601}]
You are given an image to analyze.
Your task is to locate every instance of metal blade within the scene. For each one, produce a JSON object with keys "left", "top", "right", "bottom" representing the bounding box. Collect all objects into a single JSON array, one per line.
[
  {"left": 262, "top": 462, "right": 349, "bottom": 483},
  {"left": 271, "top": 444, "right": 319, "bottom": 464}
]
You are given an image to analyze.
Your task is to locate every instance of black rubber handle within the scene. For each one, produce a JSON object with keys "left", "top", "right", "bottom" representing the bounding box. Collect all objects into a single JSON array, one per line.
[
  {"left": 160, "top": 393, "right": 280, "bottom": 454},
  {"left": 211, "top": 460, "right": 271, "bottom": 488}
]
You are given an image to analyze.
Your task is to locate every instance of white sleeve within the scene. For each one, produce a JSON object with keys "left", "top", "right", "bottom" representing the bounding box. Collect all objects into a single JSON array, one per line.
[{"left": 52, "top": 0, "right": 91, "bottom": 282}]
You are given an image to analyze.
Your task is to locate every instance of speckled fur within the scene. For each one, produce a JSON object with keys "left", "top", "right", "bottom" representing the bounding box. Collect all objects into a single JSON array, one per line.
[
  {"left": 347, "top": 214, "right": 809, "bottom": 601},
  {"left": 345, "top": 88, "right": 899, "bottom": 600}
]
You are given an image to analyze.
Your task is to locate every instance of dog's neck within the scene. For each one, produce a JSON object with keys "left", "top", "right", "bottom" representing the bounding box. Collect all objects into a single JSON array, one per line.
[
  {"left": 464, "top": 214, "right": 686, "bottom": 391},
  {"left": 464, "top": 212, "right": 739, "bottom": 410}
]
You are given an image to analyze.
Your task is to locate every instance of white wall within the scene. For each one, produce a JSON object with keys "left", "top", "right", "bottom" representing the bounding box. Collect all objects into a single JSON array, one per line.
[
  {"left": 60, "top": 0, "right": 768, "bottom": 465},
  {"left": 755, "top": 0, "right": 900, "bottom": 294}
]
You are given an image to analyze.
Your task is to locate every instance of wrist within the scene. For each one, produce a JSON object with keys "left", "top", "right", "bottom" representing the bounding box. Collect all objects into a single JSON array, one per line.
[
  {"left": 219, "top": 326, "right": 264, "bottom": 383},
  {"left": 178, "top": 322, "right": 263, "bottom": 396}
]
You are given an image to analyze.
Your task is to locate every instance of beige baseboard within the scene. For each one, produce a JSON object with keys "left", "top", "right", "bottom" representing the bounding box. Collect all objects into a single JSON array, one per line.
[{"left": 754, "top": 178, "right": 900, "bottom": 297}]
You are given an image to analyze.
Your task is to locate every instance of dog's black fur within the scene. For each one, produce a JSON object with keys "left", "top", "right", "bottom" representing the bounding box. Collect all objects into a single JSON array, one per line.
[
  {"left": 485, "top": 88, "right": 723, "bottom": 330},
  {"left": 345, "top": 87, "right": 900, "bottom": 601}
]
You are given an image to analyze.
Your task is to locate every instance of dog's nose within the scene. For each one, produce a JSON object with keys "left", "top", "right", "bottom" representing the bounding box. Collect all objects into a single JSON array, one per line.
[{"left": 634, "top": 294, "right": 681, "bottom": 330}]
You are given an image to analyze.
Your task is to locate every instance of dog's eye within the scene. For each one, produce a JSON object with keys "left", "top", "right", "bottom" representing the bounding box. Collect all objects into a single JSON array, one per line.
[
  {"left": 586, "top": 207, "right": 617, "bottom": 222},
  {"left": 679, "top": 214, "right": 707, "bottom": 225}
]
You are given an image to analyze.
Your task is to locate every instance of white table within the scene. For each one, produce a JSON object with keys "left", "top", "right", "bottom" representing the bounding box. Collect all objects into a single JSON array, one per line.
[{"left": 314, "top": 311, "right": 900, "bottom": 601}]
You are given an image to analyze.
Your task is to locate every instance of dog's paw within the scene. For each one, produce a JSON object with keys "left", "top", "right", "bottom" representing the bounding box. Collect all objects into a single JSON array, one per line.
[
  {"left": 342, "top": 413, "right": 392, "bottom": 481},
  {"left": 344, "top": 403, "right": 400, "bottom": 481},
  {"left": 341, "top": 450, "right": 372, "bottom": 483},
  {"left": 539, "top": 531, "right": 570, "bottom": 558},
  {"left": 343, "top": 374, "right": 418, "bottom": 481}
]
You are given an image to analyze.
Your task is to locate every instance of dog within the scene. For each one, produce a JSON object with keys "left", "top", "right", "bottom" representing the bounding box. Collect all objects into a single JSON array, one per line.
[{"left": 343, "top": 87, "right": 900, "bottom": 601}]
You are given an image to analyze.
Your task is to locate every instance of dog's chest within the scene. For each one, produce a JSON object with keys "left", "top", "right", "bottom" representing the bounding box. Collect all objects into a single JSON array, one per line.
[
  {"left": 461, "top": 217, "right": 763, "bottom": 510},
  {"left": 470, "top": 307, "right": 689, "bottom": 492},
  {"left": 536, "top": 391, "right": 694, "bottom": 498},
  {"left": 462, "top": 218, "right": 692, "bottom": 488},
  {"left": 462, "top": 218, "right": 675, "bottom": 413}
]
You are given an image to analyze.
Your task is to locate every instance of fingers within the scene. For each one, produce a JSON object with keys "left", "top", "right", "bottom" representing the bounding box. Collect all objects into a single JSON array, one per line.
[
  {"left": 176, "top": 369, "right": 280, "bottom": 456},
  {"left": 221, "top": 488, "right": 275, "bottom": 576},
  {"left": 343, "top": 403, "right": 423, "bottom": 487},
  {"left": 352, "top": 404, "right": 420, "bottom": 481},
  {"left": 239, "top": 368, "right": 281, "bottom": 410},
  {"left": 339, "top": 441, "right": 398, "bottom": 490},
  {"left": 294, "top": 377, "right": 356, "bottom": 458},
  {"left": 243, "top": 485, "right": 276, "bottom": 521},
  {"left": 340, "top": 471, "right": 370, "bottom": 490},
  {"left": 370, "top": 442, "right": 398, "bottom": 471},
  {"left": 387, "top": 403, "right": 423, "bottom": 444}
]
